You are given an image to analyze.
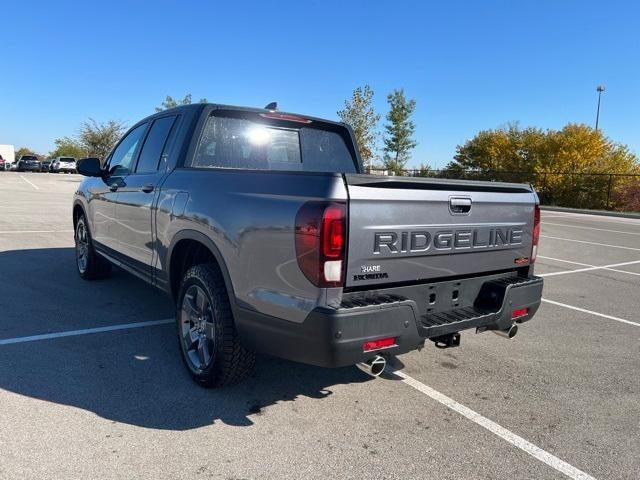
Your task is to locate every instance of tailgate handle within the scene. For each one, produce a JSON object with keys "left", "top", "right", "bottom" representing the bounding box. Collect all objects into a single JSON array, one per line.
[{"left": 449, "top": 197, "right": 472, "bottom": 215}]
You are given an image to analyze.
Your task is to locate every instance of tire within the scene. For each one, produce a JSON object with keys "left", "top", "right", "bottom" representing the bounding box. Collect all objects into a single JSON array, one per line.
[
  {"left": 176, "top": 263, "right": 255, "bottom": 387},
  {"left": 74, "top": 214, "right": 112, "bottom": 280}
]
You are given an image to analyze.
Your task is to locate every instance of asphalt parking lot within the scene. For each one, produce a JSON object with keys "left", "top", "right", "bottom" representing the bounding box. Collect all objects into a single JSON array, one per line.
[{"left": 0, "top": 171, "right": 638, "bottom": 480}]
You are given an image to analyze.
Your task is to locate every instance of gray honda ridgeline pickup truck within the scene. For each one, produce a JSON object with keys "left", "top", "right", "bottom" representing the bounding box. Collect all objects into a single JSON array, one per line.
[{"left": 73, "top": 103, "right": 543, "bottom": 387}]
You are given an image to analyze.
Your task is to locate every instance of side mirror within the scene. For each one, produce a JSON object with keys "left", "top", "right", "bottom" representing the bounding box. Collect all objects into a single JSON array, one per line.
[{"left": 77, "top": 158, "right": 103, "bottom": 177}]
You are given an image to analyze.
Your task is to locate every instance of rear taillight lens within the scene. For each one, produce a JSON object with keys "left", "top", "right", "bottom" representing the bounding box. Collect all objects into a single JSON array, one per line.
[
  {"left": 295, "top": 202, "right": 346, "bottom": 287},
  {"left": 363, "top": 337, "right": 395, "bottom": 352},
  {"left": 531, "top": 204, "right": 540, "bottom": 263},
  {"left": 511, "top": 307, "right": 528, "bottom": 319}
]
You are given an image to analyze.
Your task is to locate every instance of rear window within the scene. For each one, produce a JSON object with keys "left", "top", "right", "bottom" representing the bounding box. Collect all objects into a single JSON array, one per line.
[
  {"left": 191, "top": 114, "right": 357, "bottom": 173},
  {"left": 60, "top": 157, "right": 75, "bottom": 162},
  {"left": 22, "top": 156, "right": 38, "bottom": 161}
]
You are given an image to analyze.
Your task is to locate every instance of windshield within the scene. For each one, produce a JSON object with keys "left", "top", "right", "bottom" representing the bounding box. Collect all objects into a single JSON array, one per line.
[{"left": 191, "top": 113, "right": 358, "bottom": 173}]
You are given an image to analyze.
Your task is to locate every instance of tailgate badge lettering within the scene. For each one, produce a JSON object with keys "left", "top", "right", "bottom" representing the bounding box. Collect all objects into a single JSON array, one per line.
[
  {"left": 361, "top": 265, "right": 381, "bottom": 273},
  {"left": 354, "top": 264, "right": 388, "bottom": 281},
  {"left": 373, "top": 226, "right": 524, "bottom": 255}
]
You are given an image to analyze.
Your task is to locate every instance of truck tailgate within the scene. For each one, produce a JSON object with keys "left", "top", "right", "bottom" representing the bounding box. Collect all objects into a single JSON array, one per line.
[{"left": 344, "top": 174, "right": 537, "bottom": 288}]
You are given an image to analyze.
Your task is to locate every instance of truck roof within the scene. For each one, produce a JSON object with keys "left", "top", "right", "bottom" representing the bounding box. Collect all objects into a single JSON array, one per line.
[{"left": 150, "top": 103, "right": 347, "bottom": 129}]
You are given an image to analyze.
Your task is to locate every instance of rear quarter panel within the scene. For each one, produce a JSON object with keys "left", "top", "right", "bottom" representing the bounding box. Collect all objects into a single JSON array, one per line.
[{"left": 156, "top": 169, "right": 347, "bottom": 323}]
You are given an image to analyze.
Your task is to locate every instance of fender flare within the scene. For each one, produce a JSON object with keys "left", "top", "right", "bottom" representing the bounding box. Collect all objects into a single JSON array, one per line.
[
  {"left": 166, "top": 229, "right": 238, "bottom": 311},
  {"left": 72, "top": 200, "right": 88, "bottom": 233}
]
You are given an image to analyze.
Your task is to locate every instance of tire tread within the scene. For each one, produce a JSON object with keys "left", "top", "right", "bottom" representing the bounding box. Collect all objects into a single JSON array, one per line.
[
  {"left": 178, "top": 263, "right": 255, "bottom": 387},
  {"left": 76, "top": 215, "right": 111, "bottom": 280}
]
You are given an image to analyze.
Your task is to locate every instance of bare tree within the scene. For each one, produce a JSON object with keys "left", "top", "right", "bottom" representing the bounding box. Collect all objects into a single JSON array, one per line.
[
  {"left": 337, "top": 85, "right": 380, "bottom": 168},
  {"left": 155, "top": 94, "right": 208, "bottom": 112}
]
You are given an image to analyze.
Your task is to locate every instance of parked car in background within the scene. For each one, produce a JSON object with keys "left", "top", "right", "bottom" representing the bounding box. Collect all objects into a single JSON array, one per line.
[
  {"left": 40, "top": 158, "right": 53, "bottom": 172},
  {"left": 50, "top": 157, "right": 77, "bottom": 173},
  {"left": 16, "top": 155, "right": 41, "bottom": 172},
  {"left": 0, "top": 154, "right": 6, "bottom": 171}
]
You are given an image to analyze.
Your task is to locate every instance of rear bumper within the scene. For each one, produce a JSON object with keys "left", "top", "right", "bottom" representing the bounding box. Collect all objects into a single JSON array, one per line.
[
  {"left": 237, "top": 274, "right": 543, "bottom": 368},
  {"left": 419, "top": 275, "right": 543, "bottom": 337},
  {"left": 237, "top": 300, "right": 425, "bottom": 368}
]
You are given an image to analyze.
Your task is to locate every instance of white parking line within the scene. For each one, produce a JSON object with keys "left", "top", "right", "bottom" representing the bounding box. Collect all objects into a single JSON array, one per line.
[
  {"left": 543, "top": 222, "right": 640, "bottom": 236},
  {"left": 541, "top": 235, "right": 640, "bottom": 252},
  {"left": 19, "top": 175, "right": 40, "bottom": 190},
  {"left": 0, "top": 319, "right": 173, "bottom": 346},
  {"left": 0, "top": 230, "right": 74, "bottom": 234},
  {"left": 0, "top": 312, "right": 599, "bottom": 479},
  {"left": 538, "top": 255, "right": 592, "bottom": 267},
  {"left": 541, "top": 299, "right": 640, "bottom": 327},
  {"left": 538, "top": 259, "right": 640, "bottom": 277},
  {"left": 538, "top": 255, "right": 640, "bottom": 277},
  {"left": 540, "top": 211, "right": 640, "bottom": 226},
  {"left": 392, "top": 369, "right": 596, "bottom": 480}
]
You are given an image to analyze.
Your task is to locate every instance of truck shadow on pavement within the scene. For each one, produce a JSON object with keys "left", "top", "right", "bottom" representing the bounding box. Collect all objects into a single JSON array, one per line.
[{"left": 0, "top": 247, "right": 374, "bottom": 430}]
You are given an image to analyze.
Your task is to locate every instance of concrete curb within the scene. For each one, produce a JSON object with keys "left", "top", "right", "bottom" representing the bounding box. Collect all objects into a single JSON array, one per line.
[{"left": 541, "top": 205, "right": 640, "bottom": 220}]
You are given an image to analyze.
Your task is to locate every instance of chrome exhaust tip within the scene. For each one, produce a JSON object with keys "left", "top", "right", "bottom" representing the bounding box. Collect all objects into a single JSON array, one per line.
[
  {"left": 357, "top": 355, "right": 387, "bottom": 377},
  {"left": 492, "top": 323, "right": 518, "bottom": 339}
]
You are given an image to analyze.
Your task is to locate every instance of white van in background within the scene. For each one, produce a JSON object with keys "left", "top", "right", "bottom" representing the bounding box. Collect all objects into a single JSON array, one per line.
[{"left": 0, "top": 144, "right": 16, "bottom": 170}]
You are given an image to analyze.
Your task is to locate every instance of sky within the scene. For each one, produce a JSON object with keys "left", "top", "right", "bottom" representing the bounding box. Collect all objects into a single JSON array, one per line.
[{"left": 1, "top": 0, "right": 639, "bottom": 168}]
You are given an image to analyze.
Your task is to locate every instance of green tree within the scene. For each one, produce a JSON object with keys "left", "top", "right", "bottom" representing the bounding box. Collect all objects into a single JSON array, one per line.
[
  {"left": 49, "top": 137, "right": 87, "bottom": 159},
  {"left": 452, "top": 123, "right": 546, "bottom": 181},
  {"left": 452, "top": 123, "right": 637, "bottom": 175},
  {"left": 78, "top": 118, "right": 127, "bottom": 161},
  {"left": 15, "top": 147, "right": 37, "bottom": 160},
  {"left": 382, "top": 89, "right": 417, "bottom": 175},
  {"left": 155, "top": 94, "right": 208, "bottom": 112},
  {"left": 337, "top": 85, "right": 380, "bottom": 168},
  {"left": 448, "top": 122, "right": 639, "bottom": 209},
  {"left": 439, "top": 161, "right": 468, "bottom": 179}
]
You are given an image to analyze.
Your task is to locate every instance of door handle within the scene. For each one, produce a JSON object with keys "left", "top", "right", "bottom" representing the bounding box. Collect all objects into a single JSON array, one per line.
[
  {"left": 109, "top": 184, "right": 119, "bottom": 192},
  {"left": 141, "top": 184, "right": 155, "bottom": 193}
]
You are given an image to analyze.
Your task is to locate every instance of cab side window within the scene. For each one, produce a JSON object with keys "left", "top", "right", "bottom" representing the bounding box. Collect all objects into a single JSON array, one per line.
[
  {"left": 109, "top": 123, "right": 147, "bottom": 176},
  {"left": 135, "top": 116, "right": 177, "bottom": 173}
]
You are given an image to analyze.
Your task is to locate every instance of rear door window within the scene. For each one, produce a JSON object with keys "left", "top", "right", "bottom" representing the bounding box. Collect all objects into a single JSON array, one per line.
[
  {"left": 135, "top": 116, "right": 177, "bottom": 173},
  {"left": 191, "top": 114, "right": 357, "bottom": 173}
]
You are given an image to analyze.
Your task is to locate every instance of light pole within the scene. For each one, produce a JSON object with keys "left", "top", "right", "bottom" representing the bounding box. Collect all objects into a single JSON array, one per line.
[{"left": 595, "top": 85, "right": 605, "bottom": 131}]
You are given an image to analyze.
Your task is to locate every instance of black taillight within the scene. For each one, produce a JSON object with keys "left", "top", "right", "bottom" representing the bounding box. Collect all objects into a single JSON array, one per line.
[{"left": 295, "top": 202, "right": 346, "bottom": 287}]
